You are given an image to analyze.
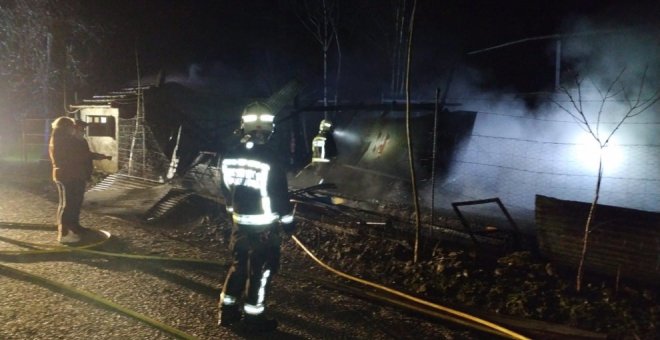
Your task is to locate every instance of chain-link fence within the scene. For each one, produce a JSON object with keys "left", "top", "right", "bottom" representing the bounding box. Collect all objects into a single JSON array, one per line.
[{"left": 424, "top": 110, "right": 660, "bottom": 226}]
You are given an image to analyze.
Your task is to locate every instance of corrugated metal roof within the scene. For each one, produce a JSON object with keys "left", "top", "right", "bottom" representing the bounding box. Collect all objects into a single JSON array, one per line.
[
  {"left": 145, "top": 190, "right": 195, "bottom": 221},
  {"left": 84, "top": 174, "right": 171, "bottom": 219},
  {"left": 89, "top": 173, "right": 163, "bottom": 192}
]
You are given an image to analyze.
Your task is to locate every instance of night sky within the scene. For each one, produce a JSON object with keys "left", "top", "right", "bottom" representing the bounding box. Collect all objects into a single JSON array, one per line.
[{"left": 82, "top": 0, "right": 659, "bottom": 101}]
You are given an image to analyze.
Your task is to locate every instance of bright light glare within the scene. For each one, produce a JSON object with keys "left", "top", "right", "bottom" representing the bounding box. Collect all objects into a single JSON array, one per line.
[
  {"left": 259, "top": 114, "right": 274, "bottom": 122},
  {"left": 574, "top": 133, "right": 624, "bottom": 173},
  {"left": 243, "top": 114, "right": 258, "bottom": 123},
  {"left": 333, "top": 129, "right": 359, "bottom": 144}
]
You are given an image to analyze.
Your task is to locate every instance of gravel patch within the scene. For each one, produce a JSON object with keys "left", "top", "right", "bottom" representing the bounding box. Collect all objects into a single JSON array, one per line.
[{"left": 0, "top": 179, "right": 467, "bottom": 339}]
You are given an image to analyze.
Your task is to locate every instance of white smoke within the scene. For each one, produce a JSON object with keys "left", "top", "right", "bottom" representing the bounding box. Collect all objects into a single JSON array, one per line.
[{"left": 421, "top": 18, "right": 660, "bottom": 230}]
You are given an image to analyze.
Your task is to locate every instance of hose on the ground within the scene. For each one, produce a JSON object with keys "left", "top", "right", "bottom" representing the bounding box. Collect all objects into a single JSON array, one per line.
[
  {"left": 0, "top": 262, "right": 198, "bottom": 340},
  {"left": 0, "top": 223, "right": 199, "bottom": 340},
  {"left": 0, "top": 221, "right": 530, "bottom": 339},
  {"left": 291, "top": 234, "right": 530, "bottom": 340}
]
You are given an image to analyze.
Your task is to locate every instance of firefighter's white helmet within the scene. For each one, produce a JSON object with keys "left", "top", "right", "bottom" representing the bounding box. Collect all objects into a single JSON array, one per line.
[
  {"left": 319, "top": 119, "right": 333, "bottom": 133},
  {"left": 240, "top": 101, "right": 275, "bottom": 145}
]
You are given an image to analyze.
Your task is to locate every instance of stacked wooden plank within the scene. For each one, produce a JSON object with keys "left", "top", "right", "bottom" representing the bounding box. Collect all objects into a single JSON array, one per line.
[{"left": 536, "top": 195, "right": 660, "bottom": 285}]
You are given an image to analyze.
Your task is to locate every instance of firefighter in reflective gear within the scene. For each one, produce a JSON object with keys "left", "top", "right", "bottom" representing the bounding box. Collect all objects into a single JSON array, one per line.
[
  {"left": 311, "top": 119, "right": 336, "bottom": 163},
  {"left": 218, "top": 102, "right": 295, "bottom": 332}
]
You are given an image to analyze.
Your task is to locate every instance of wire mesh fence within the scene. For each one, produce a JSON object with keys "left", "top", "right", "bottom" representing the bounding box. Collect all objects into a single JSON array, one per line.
[
  {"left": 426, "top": 110, "right": 659, "bottom": 225},
  {"left": 116, "top": 117, "right": 169, "bottom": 182}
]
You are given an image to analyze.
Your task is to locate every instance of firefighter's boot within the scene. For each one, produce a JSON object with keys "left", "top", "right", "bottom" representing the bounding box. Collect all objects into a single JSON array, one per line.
[
  {"left": 243, "top": 313, "right": 278, "bottom": 332},
  {"left": 218, "top": 304, "right": 242, "bottom": 327}
]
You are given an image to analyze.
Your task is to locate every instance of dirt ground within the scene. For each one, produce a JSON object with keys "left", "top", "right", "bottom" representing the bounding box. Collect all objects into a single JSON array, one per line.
[
  {"left": 0, "top": 162, "right": 479, "bottom": 339},
  {"left": 165, "top": 180, "right": 660, "bottom": 339},
  {"left": 1, "top": 161, "right": 658, "bottom": 339}
]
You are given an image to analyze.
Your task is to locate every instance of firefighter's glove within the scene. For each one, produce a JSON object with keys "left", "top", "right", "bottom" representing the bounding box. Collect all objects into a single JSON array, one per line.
[{"left": 281, "top": 222, "right": 296, "bottom": 236}]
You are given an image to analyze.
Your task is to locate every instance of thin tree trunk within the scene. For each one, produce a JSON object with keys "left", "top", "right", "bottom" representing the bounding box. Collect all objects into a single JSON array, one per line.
[
  {"left": 396, "top": 0, "right": 407, "bottom": 96},
  {"left": 576, "top": 153, "right": 603, "bottom": 292},
  {"left": 323, "top": 46, "right": 328, "bottom": 114},
  {"left": 403, "top": 0, "right": 420, "bottom": 263},
  {"left": 322, "top": 0, "right": 328, "bottom": 115},
  {"left": 390, "top": 3, "right": 401, "bottom": 95},
  {"left": 333, "top": 21, "right": 341, "bottom": 112},
  {"left": 391, "top": 0, "right": 407, "bottom": 97},
  {"left": 430, "top": 87, "right": 440, "bottom": 239}
]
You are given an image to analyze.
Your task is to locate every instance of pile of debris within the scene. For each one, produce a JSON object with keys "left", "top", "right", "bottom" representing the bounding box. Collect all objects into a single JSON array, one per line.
[
  {"left": 168, "top": 205, "right": 658, "bottom": 339},
  {"left": 280, "top": 218, "right": 659, "bottom": 339}
]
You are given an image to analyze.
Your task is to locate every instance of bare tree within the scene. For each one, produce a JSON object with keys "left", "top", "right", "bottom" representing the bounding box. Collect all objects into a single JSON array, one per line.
[
  {"left": 293, "top": 0, "right": 339, "bottom": 117},
  {"left": 331, "top": 12, "right": 342, "bottom": 108},
  {"left": 358, "top": 1, "right": 415, "bottom": 99},
  {"left": 0, "top": 0, "right": 100, "bottom": 119},
  {"left": 553, "top": 67, "right": 660, "bottom": 292},
  {"left": 390, "top": 0, "right": 413, "bottom": 98},
  {"left": 403, "top": 0, "right": 420, "bottom": 263}
]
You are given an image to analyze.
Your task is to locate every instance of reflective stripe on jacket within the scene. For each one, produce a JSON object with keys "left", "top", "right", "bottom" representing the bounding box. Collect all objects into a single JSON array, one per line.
[{"left": 220, "top": 144, "right": 293, "bottom": 227}]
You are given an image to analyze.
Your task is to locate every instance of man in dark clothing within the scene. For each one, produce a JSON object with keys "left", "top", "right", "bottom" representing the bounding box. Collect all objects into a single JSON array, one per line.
[
  {"left": 49, "top": 117, "right": 111, "bottom": 244},
  {"left": 218, "top": 102, "right": 295, "bottom": 332}
]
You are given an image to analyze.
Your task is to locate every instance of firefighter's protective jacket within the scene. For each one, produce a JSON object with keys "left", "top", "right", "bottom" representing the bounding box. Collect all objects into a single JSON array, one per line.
[
  {"left": 220, "top": 144, "right": 294, "bottom": 228},
  {"left": 311, "top": 130, "right": 337, "bottom": 163}
]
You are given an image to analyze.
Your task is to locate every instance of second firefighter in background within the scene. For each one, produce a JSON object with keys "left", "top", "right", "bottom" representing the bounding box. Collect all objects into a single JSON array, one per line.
[{"left": 218, "top": 102, "right": 295, "bottom": 332}]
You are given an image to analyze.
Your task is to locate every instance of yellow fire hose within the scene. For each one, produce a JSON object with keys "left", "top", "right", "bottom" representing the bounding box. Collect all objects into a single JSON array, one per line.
[
  {"left": 291, "top": 235, "right": 530, "bottom": 340},
  {"left": 0, "top": 222, "right": 530, "bottom": 339},
  {"left": 0, "top": 225, "right": 199, "bottom": 340},
  {"left": 0, "top": 262, "right": 198, "bottom": 340}
]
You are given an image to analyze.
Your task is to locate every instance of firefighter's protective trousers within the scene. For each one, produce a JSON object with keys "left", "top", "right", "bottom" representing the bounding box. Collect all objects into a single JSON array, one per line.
[{"left": 221, "top": 223, "right": 281, "bottom": 315}]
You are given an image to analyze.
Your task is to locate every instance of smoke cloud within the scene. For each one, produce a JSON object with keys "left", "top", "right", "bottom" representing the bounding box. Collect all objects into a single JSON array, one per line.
[{"left": 421, "top": 18, "right": 660, "bottom": 231}]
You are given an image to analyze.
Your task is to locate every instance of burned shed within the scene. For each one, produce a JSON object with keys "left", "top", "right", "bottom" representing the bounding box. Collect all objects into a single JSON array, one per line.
[
  {"left": 290, "top": 102, "right": 478, "bottom": 220},
  {"left": 71, "top": 78, "right": 248, "bottom": 181},
  {"left": 74, "top": 77, "right": 304, "bottom": 221}
]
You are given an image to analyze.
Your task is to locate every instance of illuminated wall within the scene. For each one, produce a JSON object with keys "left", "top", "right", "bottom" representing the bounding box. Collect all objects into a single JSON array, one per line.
[{"left": 79, "top": 107, "right": 120, "bottom": 173}]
